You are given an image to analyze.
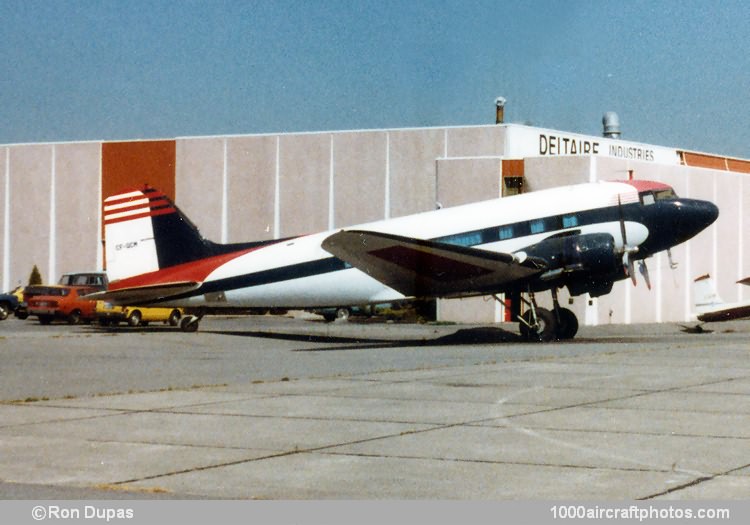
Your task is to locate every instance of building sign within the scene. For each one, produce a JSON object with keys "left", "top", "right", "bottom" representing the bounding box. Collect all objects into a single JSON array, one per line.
[
  {"left": 539, "top": 134, "right": 600, "bottom": 156},
  {"left": 506, "top": 125, "right": 679, "bottom": 165},
  {"left": 607, "top": 143, "right": 655, "bottom": 161}
]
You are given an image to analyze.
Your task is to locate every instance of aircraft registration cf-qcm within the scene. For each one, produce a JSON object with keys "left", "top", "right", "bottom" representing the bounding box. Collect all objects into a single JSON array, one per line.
[{"left": 95, "top": 179, "right": 718, "bottom": 341}]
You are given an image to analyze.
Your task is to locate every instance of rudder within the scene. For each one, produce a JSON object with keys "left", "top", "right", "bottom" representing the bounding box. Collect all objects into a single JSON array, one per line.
[
  {"left": 693, "top": 274, "right": 723, "bottom": 313},
  {"left": 103, "top": 187, "right": 216, "bottom": 281}
]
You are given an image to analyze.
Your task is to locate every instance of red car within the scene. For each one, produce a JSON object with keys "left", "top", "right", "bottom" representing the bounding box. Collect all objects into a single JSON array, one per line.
[{"left": 27, "top": 285, "right": 98, "bottom": 325}]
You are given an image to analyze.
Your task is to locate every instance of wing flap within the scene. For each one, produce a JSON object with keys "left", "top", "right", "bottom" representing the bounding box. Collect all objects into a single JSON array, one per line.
[
  {"left": 86, "top": 281, "right": 201, "bottom": 305},
  {"left": 322, "top": 230, "right": 546, "bottom": 298}
]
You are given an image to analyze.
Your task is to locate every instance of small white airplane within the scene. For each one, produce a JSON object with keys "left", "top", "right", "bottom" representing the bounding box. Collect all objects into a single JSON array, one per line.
[
  {"left": 95, "top": 179, "right": 718, "bottom": 341},
  {"left": 692, "top": 274, "right": 750, "bottom": 324}
]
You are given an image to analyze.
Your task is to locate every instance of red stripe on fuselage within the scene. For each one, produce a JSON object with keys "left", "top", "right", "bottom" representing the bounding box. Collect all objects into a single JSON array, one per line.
[{"left": 108, "top": 246, "right": 262, "bottom": 291}]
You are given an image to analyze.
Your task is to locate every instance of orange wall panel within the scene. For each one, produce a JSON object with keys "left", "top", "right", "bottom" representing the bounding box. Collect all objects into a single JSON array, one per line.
[{"left": 102, "top": 140, "right": 176, "bottom": 201}]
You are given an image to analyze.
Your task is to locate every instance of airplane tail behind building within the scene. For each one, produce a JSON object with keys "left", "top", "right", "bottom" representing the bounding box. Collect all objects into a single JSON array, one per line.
[
  {"left": 693, "top": 274, "right": 723, "bottom": 313},
  {"left": 103, "top": 187, "right": 267, "bottom": 282}
]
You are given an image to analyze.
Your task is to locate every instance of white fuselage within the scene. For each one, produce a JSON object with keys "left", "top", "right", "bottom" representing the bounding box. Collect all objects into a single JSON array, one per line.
[{"left": 168, "top": 181, "right": 647, "bottom": 308}]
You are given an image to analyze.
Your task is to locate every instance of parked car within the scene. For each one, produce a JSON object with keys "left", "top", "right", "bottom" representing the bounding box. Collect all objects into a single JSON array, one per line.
[
  {"left": 17, "top": 285, "right": 54, "bottom": 320},
  {"left": 0, "top": 287, "right": 23, "bottom": 320},
  {"left": 96, "top": 301, "right": 183, "bottom": 327},
  {"left": 27, "top": 285, "right": 98, "bottom": 325},
  {"left": 58, "top": 271, "right": 108, "bottom": 290}
]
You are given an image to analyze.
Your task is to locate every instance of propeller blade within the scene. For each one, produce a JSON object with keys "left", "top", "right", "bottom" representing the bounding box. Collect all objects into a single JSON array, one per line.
[
  {"left": 638, "top": 260, "right": 651, "bottom": 290},
  {"left": 667, "top": 248, "right": 678, "bottom": 269},
  {"left": 617, "top": 194, "right": 628, "bottom": 247},
  {"left": 623, "top": 252, "right": 637, "bottom": 285}
]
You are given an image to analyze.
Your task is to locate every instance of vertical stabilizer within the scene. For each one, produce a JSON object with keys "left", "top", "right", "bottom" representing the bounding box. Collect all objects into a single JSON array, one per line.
[
  {"left": 103, "top": 186, "right": 277, "bottom": 282},
  {"left": 693, "top": 274, "right": 723, "bottom": 313},
  {"left": 103, "top": 188, "right": 166, "bottom": 281}
]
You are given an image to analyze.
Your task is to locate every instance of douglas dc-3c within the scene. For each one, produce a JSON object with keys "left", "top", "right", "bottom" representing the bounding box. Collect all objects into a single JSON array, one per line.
[{"left": 94, "top": 179, "right": 718, "bottom": 341}]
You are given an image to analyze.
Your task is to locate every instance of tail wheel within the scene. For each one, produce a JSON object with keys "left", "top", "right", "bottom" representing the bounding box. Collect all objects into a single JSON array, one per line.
[
  {"left": 555, "top": 308, "right": 579, "bottom": 340},
  {"left": 127, "top": 310, "right": 142, "bottom": 327},
  {"left": 519, "top": 308, "right": 557, "bottom": 342},
  {"left": 180, "top": 315, "right": 200, "bottom": 333}
]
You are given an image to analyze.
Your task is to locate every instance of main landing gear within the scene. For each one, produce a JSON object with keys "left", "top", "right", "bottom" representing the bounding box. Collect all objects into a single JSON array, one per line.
[{"left": 506, "top": 288, "right": 579, "bottom": 342}]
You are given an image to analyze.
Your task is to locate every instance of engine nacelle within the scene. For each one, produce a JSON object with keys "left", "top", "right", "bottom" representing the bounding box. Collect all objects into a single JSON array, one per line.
[{"left": 520, "top": 232, "right": 620, "bottom": 296}]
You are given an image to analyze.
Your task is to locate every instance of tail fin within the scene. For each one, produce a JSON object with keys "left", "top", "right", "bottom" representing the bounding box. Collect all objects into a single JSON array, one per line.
[
  {"left": 693, "top": 274, "right": 723, "bottom": 313},
  {"left": 103, "top": 186, "right": 265, "bottom": 282}
]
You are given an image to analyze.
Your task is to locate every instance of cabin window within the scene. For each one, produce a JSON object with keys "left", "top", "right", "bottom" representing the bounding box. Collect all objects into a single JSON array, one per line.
[
  {"left": 498, "top": 225, "right": 514, "bottom": 240},
  {"left": 562, "top": 214, "right": 579, "bottom": 228},
  {"left": 442, "top": 231, "right": 482, "bottom": 247},
  {"left": 530, "top": 219, "right": 545, "bottom": 234}
]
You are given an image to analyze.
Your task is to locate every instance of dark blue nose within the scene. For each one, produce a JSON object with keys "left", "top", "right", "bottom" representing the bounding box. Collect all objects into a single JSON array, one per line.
[
  {"left": 671, "top": 199, "right": 719, "bottom": 243},
  {"left": 639, "top": 199, "right": 718, "bottom": 256}
]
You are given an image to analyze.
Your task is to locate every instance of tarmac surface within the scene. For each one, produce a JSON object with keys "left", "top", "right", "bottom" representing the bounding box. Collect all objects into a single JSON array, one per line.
[{"left": 1, "top": 314, "right": 749, "bottom": 499}]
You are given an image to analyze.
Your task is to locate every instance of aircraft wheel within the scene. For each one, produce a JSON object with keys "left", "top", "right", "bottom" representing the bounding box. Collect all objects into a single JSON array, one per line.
[
  {"left": 180, "top": 316, "right": 200, "bottom": 333},
  {"left": 519, "top": 308, "right": 557, "bottom": 342},
  {"left": 555, "top": 308, "right": 579, "bottom": 340},
  {"left": 0, "top": 303, "right": 10, "bottom": 320}
]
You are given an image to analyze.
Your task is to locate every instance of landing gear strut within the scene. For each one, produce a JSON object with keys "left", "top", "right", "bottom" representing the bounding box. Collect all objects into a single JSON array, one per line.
[{"left": 508, "top": 287, "right": 579, "bottom": 342}]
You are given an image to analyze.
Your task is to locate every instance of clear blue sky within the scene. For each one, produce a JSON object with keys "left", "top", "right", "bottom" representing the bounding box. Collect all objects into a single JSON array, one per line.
[{"left": 2, "top": 0, "right": 750, "bottom": 157}]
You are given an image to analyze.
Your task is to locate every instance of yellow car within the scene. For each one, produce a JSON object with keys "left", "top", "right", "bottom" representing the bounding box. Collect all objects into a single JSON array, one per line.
[{"left": 96, "top": 301, "right": 183, "bottom": 327}]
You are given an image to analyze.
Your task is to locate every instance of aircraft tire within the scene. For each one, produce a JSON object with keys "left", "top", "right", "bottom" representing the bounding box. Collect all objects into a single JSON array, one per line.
[
  {"left": 520, "top": 308, "right": 557, "bottom": 342},
  {"left": 555, "top": 308, "right": 579, "bottom": 340},
  {"left": 180, "top": 316, "right": 200, "bottom": 333}
]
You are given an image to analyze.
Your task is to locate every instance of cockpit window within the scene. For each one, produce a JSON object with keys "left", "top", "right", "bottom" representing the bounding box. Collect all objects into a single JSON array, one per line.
[
  {"left": 654, "top": 188, "right": 677, "bottom": 200},
  {"left": 640, "top": 188, "right": 677, "bottom": 205}
]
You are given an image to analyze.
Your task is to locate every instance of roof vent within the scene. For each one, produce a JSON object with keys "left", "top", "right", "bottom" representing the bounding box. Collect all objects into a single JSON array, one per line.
[
  {"left": 495, "top": 97, "right": 506, "bottom": 124},
  {"left": 602, "top": 111, "right": 621, "bottom": 138}
]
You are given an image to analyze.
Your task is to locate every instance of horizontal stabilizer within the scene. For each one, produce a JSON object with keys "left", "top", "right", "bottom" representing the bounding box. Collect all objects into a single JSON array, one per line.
[
  {"left": 322, "top": 230, "right": 546, "bottom": 298},
  {"left": 86, "top": 281, "right": 201, "bottom": 306}
]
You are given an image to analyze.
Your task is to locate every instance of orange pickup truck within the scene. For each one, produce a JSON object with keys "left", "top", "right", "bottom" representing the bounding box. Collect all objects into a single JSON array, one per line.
[{"left": 26, "top": 285, "right": 98, "bottom": 325}]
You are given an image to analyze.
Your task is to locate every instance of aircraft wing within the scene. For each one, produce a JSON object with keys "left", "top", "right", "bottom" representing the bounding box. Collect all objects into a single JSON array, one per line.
[
  {"left": 322, "top": 230, "right": 547, "bottom": 298},
  {"left": 86, "top": 281, "right": 201, "bottom": 305}
]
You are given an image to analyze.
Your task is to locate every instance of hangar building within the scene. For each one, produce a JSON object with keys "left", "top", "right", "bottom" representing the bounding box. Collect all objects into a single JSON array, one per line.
[{"left": 2, "top": 115, "right": 748, "bottom": 325}]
